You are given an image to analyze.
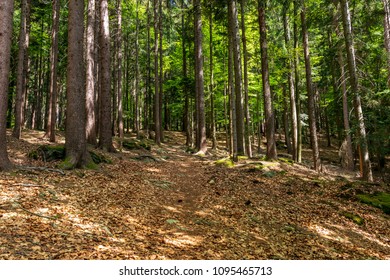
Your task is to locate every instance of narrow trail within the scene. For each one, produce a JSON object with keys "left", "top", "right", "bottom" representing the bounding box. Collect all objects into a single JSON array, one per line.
[{"left": 1, "top": 130, "right": 389, "bottom": 259}]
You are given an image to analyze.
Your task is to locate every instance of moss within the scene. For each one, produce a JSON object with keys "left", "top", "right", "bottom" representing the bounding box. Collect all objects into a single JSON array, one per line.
[
  {"left": 279, "top": 157, "right": 294, "bottom": 165},
  {"left": 356, "top": 193, "right": 390, "bottom": 214},
  {"left": 89, "top": 151, "right": 112, "bottom": 164},
  {"left": 85, "top": 161, "right": 98, "bottom": 170},
  {"left": 341, "top": 211, "right": 365, "bottom": 225},
  {"left": 123, "top": 139, "right": 151, "bottom": 151},
  {"left": 237, "top": 155, "right": 248, "bottom": 160},
  {"left": 28, "top": 145, "right": 65, "bottom": 161},
  {"left": 215, "top": 158, "right": 234, "bottom": 168},
  {"left": 58, "top": 157, "right": 75, "bottom": 170}
]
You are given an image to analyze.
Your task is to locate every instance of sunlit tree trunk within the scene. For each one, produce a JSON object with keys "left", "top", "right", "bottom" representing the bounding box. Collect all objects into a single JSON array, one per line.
[
  {"left": 0, "top": 0, "right": 14, "bottom": 171},
  {"left": 283, "top": 5, "right": 298, "bottom": 161},
  {"left": 258, "top": 0, "right": 277, "bottom": 160},
  {"left": 13, "top": 0, "right": 31, "bottom": 139},
  {"left": 339, "top": 0, "right": 373, "bottom": 181},
  {"left": 240, "top": 0, "right": 252, "bottom": 157},
  {"left": 86, "top": 0, "right": 97, "bottom": 145},
  {"left": 209, "top": 5, "right": 217, "bottom": 150},
  {"left": 153, "top": 0, "right": 161, "bottom": 144},
  {"left": 194, "top": 0, "right": 207, "bottom": 154},
  {"left": 117, "top": 0, "right": 124, "bottom": 142},
  {"left": 294, "top": 0, "right": 302, "bottom": 162},
  {"left": 383, "top": 0, "right": 390, "bottom": 87},
  {"left": 229, "top": 0, "right": 245, "bottom": 156},
  {"left": 301, "top": 0, "right": 321, "bottom": 171}
]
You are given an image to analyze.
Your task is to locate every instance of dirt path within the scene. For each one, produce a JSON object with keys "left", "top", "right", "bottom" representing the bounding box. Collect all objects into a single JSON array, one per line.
[{"left": 1, "top": 131, "right": 390, "bottom": 259}]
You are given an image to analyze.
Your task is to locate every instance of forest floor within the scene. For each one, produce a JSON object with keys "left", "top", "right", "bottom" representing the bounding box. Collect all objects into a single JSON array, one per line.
[{"left": 0, "top": 130, "right": 389, "bottom": 260}]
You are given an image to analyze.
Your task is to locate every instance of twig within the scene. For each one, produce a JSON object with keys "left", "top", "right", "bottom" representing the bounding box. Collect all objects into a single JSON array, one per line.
[
  {"left": 18, "top": 166, "right": 65, "bottom": 175},
  {"left": 14, "top": 203, "right": 58, "bottom": 220},
  {"left": 12, "top": 183, "right": 44, "bottom": 188}
]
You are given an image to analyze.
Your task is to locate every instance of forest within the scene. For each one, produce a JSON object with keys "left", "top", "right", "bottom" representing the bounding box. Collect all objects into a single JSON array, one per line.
[{"left": 0, "top": 0, "right": 389, "bottom": 260}]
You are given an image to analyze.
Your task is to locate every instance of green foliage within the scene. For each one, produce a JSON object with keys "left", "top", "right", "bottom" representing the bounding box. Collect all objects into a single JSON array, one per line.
[{"left": 215, "top": 157, "right": 234, "bottom": 168}]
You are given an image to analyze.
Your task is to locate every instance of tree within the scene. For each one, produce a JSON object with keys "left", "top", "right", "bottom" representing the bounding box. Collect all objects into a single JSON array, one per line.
[
  {"left": 13, "top": 0, "right": 31, "bottom": 139},
  {"left": 383, "top": 0, "right": 390, "bottom": 87},
  {"left": 194, "top": 0, "right": 207, "bottom": 154},
  {"left": 339, "top": 0, "right": 373, "bottom": 181},
  {"left": 154, "top": 0, "right": 162, "bottom": 145},
  {"left": 301, "top": 0, "right": 321, "bottom": 171},
  {"left": 229, "top": 0, "right": 245, "bottom": 156},
  {"left": 45, "top": 0, "right": 60, "bottom": 142},
  {"left": 64, "top": 0, "right": 91, "bottom": 168},
  {"left": 99, "top": 0, "right": 115, "bottom": 152},
  {"left": 258, "top": 0, "right": 277, "bottom": 160},
  {"left": 0, "top": 0, "right": 14, "bottom": 171},
  {"left": 86, "top": 0, "right": 97, "bottom": 145}
]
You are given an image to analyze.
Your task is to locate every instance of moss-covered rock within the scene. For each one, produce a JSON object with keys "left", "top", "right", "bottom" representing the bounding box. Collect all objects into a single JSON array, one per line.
[
  {"left": 28, "top": 145, "right": 65, "bottom": 161},
  {"left": 356, "top": 193, "right": 390, "bottom": 214},
  {"left": 341, "top": 211, "right": 365, "bottom": 225},
  {"left": 215, "top": 158, "right": 234, "bottom": 168},
  {"left": 122, "top": 139, "right": 151, "bottom": 151}
]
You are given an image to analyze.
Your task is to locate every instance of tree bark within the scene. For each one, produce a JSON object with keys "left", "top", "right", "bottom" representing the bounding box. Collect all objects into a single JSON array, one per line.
[
  {"left": 117, "top": 0, "right": 124, "bottom": 142},
  {"left": 240, "top": 0, "right": 252, "bottom": 158},
  {"left": 258, "top": 0, "right": 277, "bottom": 160},
  {"left": 45, "top": 0, "right": 60, "bottom": 142},
  {"left": 0, "top": 0, "right": 14, "bottom": 171},
  {"left": 98, "top": 0, "right": 115, "bottom": 152},
  {"left": 65, "top": 0, "right": 91, "bottom": 168},
  {"left": 339, "top": 0, "right": 373, "bottom": 181},
  {"left": 209, "top": 5, "right": 217, "bottom": 150},
  {"left": 301, "top": 0, "right": 321, "bottom": 171},
  {"left": 153, "top": 0, "right": 161, "bottom": 144},
  {"left": 283, "top": 5, "right": 298, "bottom": 161},
  {"left": 383, "top": 0, "right": 390, "bottom": 87},
  {"left": 229, "top": 0, "right": 245, "bottom": 156},
  {"left": 13, "top": 0, "right": 31, "bottom": 139},
  {"left": 194, "top": 0, "right": 207, "bottom": 154},
  {"left": 86, "top": 0, "right": 97, "bottom": 145}
]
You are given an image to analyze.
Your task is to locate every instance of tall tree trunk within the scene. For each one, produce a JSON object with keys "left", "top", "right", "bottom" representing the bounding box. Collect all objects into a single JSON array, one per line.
[
  {"left": 258, "top": 0, "right": 277, "bottom": 160},
  {"left": 383, "top": 0, "right": 390, "bottom": 87},
  {"left": 145, "top": 0, "right": 151, "bottom": 136},
  {"left": 209, "top": 5, "right": 217, "bottom": 150},
  {"left": 338, "top": 49, "right": 354, "bottom": 170},
  {"left": 86, "top": 0, "right": 97, "bottom": 145},
  {"left": 229, "top": 0, "right": 245, "bottom": 156},
  {"left": 153, "top": 0, "right": 161, "bottom": 144},
  {"left": 65, "top": 0, "right": 91, "bottom": 168},
  {"left": 283, "top": 5, "right": 298, "bottom": 161},
  {"left": 45, "top": 0, "right": 60, "bottom": 142},
  {"left": 182, "top": 0, "right": 191, "bottom": 146},
  {"left": 117, "top": 0, "right": 124, "bottom": 142},
  {"left": 241, "top": 0, "right": 252, "bottom": 158},
  {"left": 294, "top": 0, "right": 302, "bottom": 162},
  {"left": 0, "top": 0, "right": 14, "bottom": 171},
  {"left": 98, "top": 0, "right": 115, "bottom": 152},
  {"left": 228, "top": 33, "right": 238, "bottom": 161},
  {"left": 301, "top": 0, "right": 321, "bottom": 171},
  {"left": 339, "top": 0, "right": 373, "bottom": 181},
  {"left": 158, "top": 0, "right": 164, "bottom": 142},
  {"left": 194, "top": 0, "right": 207, "bottom": 153},
  {"left": 134, "top": 0, "right": 140, "bottom": 137},
  {"left": 13, "top": 0, "right": 31, "bottom": 139}
]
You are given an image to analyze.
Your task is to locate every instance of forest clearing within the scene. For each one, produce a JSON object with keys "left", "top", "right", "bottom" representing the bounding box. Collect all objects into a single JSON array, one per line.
[{"left": 0, "top": 130, "right": 389, "bottom": 260}]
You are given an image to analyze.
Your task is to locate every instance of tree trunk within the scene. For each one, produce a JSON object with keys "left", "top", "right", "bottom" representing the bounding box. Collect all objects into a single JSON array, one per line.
[
  {"left": 258, "top": 0, "right": 277, "bottom": 160},
  {"left": 65, "top": 0, "right": 91, "bottom": 168},
  {"left": 240, "top": 0, "right": 252, "bottom": 157},
  {"left": 209, "top": 5, "right": 217, "bottom": 150},
  {"left": 339, "top": 0, "right": 373, "bottom": 181},
  {"left": 158, "top": 0, "right": 164, "bottom": 142},
  {"left": 117, "top": 0, "right": 124, "bottom": 143},
  {"left": 134, "top": 0, "right": 140, "bottom": 138},
  {"left": 0, "top": 0, "right": 14, "bottom": 171},
  {"left": 383, "top": 0, "right": 390, "bottom": 87},
  {"left": 301, "top": 0, "right": 321, "bottom": 171},
  {"left": 153, "top": 0, "right": 161, "bottom": 144},
  {"left": 229, "top": 0, "right": 245, "bottom": 156},
  {"left": 294, "top": 0, "right": 302, "bottom": 163},
  {"left": 283, "top": 5, "right": 298, "bottom": 161},
  {"left": 194, "top": 0, "right": 207, "bottom": 154},
  {"left": 86, "top": 0, "right": 97, "bottom": 145},
  {"left": 13, "top": 0, "right": 31, "bottom": 139},
  {"left": 45, "top": 0, "right": 60, "bottom": 142},
  {"left": 98, "top": 0, "right": 115, "bottom": 152}
]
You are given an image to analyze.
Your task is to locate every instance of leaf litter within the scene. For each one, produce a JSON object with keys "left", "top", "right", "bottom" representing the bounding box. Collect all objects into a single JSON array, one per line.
[{"left": 0, "top": 130, "right": 389, "bottom": 260}]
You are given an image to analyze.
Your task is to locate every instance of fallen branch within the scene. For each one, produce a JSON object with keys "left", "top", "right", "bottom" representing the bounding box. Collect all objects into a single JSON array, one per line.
[
  {"left": 14, "top": 202, "right": 58, "bottom": 220},
  {"left": 17, "top": 166, "right": 65, "bottom": 175}
]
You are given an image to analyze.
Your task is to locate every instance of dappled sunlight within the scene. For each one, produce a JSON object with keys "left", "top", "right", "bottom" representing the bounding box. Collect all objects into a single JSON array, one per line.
[{"left": 309, "top": 224, "right": 351, "bottom": 244}]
